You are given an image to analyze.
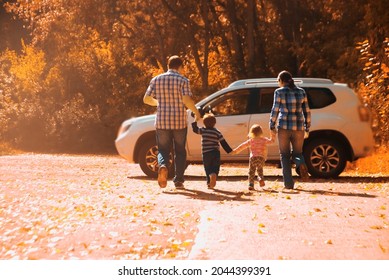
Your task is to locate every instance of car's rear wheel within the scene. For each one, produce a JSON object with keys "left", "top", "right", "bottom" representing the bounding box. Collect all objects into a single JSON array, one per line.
[
  {"left": 303, "top": 139, "right": 347, "bottom": 178},
  {"left": 138, "top": 139, "right": 174, "bottom": 178}
]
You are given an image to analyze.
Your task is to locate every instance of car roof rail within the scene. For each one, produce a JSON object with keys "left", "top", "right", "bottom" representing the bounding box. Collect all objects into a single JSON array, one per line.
[{"left": 228, "top": 78, "right": 334, "bottom": 88}]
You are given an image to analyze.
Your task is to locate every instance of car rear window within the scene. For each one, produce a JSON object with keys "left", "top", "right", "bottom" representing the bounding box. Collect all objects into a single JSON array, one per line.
[{"left": 255, "top": 87, "right": 336, "bottom": 113}]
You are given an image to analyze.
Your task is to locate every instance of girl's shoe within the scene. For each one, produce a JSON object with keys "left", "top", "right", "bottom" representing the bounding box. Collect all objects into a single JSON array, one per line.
[
  {"left": 248, "top": 183, "right": 255, "bottom": 191},
  {"left": 259, "top": 179, "right": 265, "bottom": 187}
]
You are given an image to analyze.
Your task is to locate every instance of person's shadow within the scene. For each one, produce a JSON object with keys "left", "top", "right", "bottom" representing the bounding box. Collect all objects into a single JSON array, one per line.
[
  {"left": 162, "top": 187, "right": 254, "bottom": 202},
  {"left": 128, "top": 173, "right": 387, "bottom": 199}
]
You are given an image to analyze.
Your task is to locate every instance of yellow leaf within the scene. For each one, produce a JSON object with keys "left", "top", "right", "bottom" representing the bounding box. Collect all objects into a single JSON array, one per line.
[
  {"left": 379, "top": 243, "right": 387, "bottom": 253},
  {"left": 258, "top": 223, "right": 265, "bottom": 228},
  {"left": 370, "top": 225, "right": 383, "bottom": 230},
  {"left": 258, "top": 229, "right": 263, "bottom": 234},
  {"left": 182, "top": 239, "right": 193, "bottom": 247},
  {"left": 325, "top": 239, "right": 333, "bottom": 245},
  {"left": 183, "top": 212, "right": 191, "bottom": 218}
]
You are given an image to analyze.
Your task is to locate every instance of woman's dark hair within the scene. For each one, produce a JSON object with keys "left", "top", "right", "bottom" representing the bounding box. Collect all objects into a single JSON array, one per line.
[{"left": 278, "top": 70, "right": 296, "bottom": 89}]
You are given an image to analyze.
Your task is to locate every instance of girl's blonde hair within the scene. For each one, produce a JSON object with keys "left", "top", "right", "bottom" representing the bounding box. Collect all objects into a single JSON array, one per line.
[{"left": 248, "top": 124, "right": 263, "bottom": 138}]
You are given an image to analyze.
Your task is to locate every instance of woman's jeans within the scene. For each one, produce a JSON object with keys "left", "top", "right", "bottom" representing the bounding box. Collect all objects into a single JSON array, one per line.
[
  {"left": 277, "top": 128, "right": 306, "bottom": 189},
  {"left": 156, "top": 128, "right": 187, "bottom": 184},
  {"left": 202, "top": 149, "right": 221, "bottom": 184}
]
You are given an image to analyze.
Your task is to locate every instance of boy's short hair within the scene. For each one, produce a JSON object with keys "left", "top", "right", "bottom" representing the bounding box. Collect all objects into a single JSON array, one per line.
[
  {"left": 168, "top": 55, "right": 183, "bottom": 69},
  {"left": 203, "top": 113, "right": 216, "bottom": 128}
]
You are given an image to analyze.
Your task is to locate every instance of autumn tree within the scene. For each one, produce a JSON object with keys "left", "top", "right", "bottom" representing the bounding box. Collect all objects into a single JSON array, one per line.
[{"left": 1, "top": 0, "right": 388, "bottom": 152}]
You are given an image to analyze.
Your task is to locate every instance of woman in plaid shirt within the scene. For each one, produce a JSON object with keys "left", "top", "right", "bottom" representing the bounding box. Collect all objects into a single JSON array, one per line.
[{"left": 270, "top": 71, "right": 311, "bottom": 193}]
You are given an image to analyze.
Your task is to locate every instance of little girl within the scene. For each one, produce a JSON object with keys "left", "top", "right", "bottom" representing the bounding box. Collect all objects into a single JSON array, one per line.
[{"left": 232, "top": 124, "right": 275, "bottom": 190}]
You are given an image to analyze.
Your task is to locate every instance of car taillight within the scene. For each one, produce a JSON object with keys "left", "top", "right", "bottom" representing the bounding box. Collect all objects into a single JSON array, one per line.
[{"left": 358, "top": 105, "right": 370, "bottom": 122}]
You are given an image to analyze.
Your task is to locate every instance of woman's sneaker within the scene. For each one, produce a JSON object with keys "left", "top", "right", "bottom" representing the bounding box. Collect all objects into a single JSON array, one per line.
[
  {"left": 282, "top": 187, "right": 299, "bottom": 194},
  {"left": 174, "top": 181, "right": 185, "bottom": 190}
]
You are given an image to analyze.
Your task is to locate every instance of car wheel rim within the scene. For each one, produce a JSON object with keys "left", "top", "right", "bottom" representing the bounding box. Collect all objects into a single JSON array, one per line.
[
  {"left": 145, "top": 146, "right": 173, "bottom": 173},
  {"left": 145, "top": 146, "right": 159, "bottom": 172},
  {"left": 310, "top": 144, "right": 340, "bottom": 173}
]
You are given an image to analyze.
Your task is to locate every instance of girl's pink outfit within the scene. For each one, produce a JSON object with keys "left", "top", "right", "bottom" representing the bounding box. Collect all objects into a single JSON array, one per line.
[{"left": 234, "top": 137, "right": 274, "bottom": 187}]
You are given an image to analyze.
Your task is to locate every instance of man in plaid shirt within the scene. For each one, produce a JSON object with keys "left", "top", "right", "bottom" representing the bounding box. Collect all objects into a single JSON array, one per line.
[
  {"left": 144, "top": 56, "right": 201, "bottom": 189},
  {"left": 270, "top": 70, "right": 311, "bottom": 192}
]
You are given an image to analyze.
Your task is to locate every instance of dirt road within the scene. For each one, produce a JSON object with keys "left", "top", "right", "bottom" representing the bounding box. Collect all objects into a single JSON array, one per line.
[{"left": 0, "top": 154, "right": 388, "bottom": 260}]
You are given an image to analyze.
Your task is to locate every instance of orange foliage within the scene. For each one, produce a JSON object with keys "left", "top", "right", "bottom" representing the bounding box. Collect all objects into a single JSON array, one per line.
[{"left": 347, "top": 146, "right": 389, "bottom": 175}]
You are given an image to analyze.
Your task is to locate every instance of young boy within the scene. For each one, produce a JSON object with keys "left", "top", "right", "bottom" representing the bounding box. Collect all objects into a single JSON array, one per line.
[{"left": 192, "top": 113, "right": 232, "bottom": 189}]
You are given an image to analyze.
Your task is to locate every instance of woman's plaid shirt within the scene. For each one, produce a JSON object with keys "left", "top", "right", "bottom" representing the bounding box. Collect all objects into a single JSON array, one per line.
[
  {"left": 145, "top": 69, "right": 192, "bottom": 130},
  {"left": 269, "top": 86, "right": 311, "bottom": 131}
]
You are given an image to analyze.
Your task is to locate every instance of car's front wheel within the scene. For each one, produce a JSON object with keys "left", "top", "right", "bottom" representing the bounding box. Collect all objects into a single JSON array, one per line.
[
  {"left": 304, "top": 139, "right": 347, "bottom": 178},
  {"left": 138, "top": 139, "right": 174, "bottom": 178}
]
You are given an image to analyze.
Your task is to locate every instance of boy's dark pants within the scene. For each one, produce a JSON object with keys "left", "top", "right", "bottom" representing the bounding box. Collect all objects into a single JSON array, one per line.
[{"left": 202, "top": 150, "right": 221, "bottom": 184}]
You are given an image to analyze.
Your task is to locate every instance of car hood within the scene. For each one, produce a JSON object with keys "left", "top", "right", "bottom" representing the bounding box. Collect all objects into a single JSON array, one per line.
[{"left": 123, "top": 114, "right": 156, "bottom": 126}]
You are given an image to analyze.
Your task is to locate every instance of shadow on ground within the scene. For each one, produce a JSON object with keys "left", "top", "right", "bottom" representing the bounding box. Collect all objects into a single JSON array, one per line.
[{"left": 162, "top": 188, "right": 254, "bottom": 202}]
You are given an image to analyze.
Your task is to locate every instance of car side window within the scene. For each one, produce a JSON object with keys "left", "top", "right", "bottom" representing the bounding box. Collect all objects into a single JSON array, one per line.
[
  {"left": 257, "top": 88, "right": 277, "bottom": 113},
  {"left": 305, "top": 88, "right": 336, "bottom": 109},
  {"left": 208, "top": 89, "right": 251, "bottom": 116}
]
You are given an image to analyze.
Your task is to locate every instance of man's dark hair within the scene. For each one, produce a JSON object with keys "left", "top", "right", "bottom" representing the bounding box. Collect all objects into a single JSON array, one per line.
[{"left": 168, "top": 55, "right": 183, "bottom": 69}]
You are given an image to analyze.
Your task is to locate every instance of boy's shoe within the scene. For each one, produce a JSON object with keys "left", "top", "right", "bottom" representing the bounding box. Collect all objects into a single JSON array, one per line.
[
  {"left": 248, "top": 183, "right": 255, "bottom": 191},
  {"left": 259, "top": 179, "right": 265, "bottom": 187},
  {"left": 174, "top": 181, "right": 185, "bottom": 190},
  {"left": 209, "top": 173, "right": 217, "bottom": 189},
  {"left": 157, "top": 166, "right": 168, "bottom": 188},
  {"left": 299, "top": 164, "right": 309, "bottom": 180}
]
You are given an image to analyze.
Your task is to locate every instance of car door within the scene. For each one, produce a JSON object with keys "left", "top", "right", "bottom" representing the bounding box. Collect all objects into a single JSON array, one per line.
[{"left": 187, "top": 89, "right": 254, "bottom": 159}]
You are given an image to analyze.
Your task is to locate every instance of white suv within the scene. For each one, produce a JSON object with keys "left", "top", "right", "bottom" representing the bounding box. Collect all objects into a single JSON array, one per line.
[{"left": 115, "top": 78, "right": 375, "bottom": 178}]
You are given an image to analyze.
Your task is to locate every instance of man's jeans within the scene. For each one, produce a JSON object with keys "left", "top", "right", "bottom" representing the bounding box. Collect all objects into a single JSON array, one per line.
[
  {"left": 277, "top": 128, "right": 306, "bottom": 188},
  {"left": 156, "top": 128, "right": 187, "bottom": 184}
]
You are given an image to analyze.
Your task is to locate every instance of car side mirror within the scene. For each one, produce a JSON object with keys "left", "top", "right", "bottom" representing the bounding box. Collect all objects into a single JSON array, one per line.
[{"left": 191, "top": 106, "right": 204, "bottom": 118}]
